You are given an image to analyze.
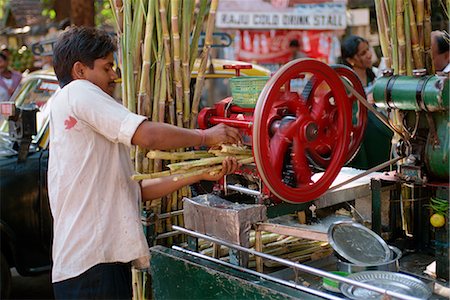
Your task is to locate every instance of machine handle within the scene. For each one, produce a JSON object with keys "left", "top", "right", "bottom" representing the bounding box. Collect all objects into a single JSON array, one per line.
[{"left": 223, "top": 64, "right": 253, "bottom": 76}]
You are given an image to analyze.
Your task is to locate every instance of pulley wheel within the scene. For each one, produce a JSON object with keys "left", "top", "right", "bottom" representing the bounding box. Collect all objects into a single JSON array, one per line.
[
  {"left": 252, "top": 59, "right": 352, "bottom": 203},
  {"left": 305, "top": 65, "right": 368, "bottom": 168}
]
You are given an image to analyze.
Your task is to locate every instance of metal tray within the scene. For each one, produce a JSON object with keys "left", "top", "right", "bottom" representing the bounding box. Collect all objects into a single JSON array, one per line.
[
  {"left": 328, "top": 221, "right": 391, "bottom": 265},
  {"left": 340, "top": 271, "right": 432, "bottom": 300}
]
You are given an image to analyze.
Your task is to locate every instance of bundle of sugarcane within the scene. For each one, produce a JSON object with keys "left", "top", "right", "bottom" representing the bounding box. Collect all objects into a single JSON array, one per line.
[
  {"left": 131, "top": 144, "right": 254, "bottom": 181},
  {"left": 374, "top": 0, "right": 439, "bottom": 75},
  {"left": 109, "top": 1, "right": 220, "bottom": 298},
  {"left": 199, "top": 231, "right": 332, "bottom": 269}
]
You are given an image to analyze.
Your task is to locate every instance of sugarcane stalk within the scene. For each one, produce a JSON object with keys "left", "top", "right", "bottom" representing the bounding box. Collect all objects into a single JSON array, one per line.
[
  {"left": 167, "top": 155, "right": 249, "bottom": 171},
  {"left": 390, "top": 0, "right": 399, "bottom": 74},
  {"left": 113, "top": 0, "right": 124, "bottom": 34},
  {"left": 171, "top": 157, "right": 254, "bottom": 181},
  {"left": 159, "top": 0, "right": 175, "bottom": 125},
  {"left": 404, "top": 0, "right": 413, "bottom": 75},
  {"left": 124, "top": 0, "right": 137, "bottom": 112},
  {"left": 173, "top": 165, "right": 222, "bottom": 181},
  {"left": 131, "top": 1, "right": 145, "bottom": 97},
  {"left": 218, "top": 144, "right": 253, "bottom": 155},
  {"left": 416, "top": 0, "right": 425, "bottom": 63},
  {"left": 138, "top": 0, "right": 155, "bottom": 117},
  {"left": 423, "top": 0, "right": 433, "bottom": 73},
  {"left": 189, "top": 0, "right": 209, "bottom": 69},
  {"left": 171, "top": 0, "right": 184, "bottom": 128},
  {"left": 152, "top": 0, "right": 163, "bottom": 123},
  {"left": 408, "top": 0, "right": 424, "bottom": 69},
  {"left": 381, "top": 0, "right": 392, "bottom": 68},
  {"left": 132, "top": 165, "right": 207, "bottom": 181},
  {"left": 396, "top": 0, "right": 406, "bottom": 75},
  {"left": 181, "top": 0, "right": 194, "bottom": 127},
  {"left": 190, "top": 0, "right": 218, "bottom": 128},
  {"left": 147, "top": 150, "right": 213, "bottom": 160},
  {"left": 158, "top": 61, "right": 168, "bottom": 123},
  {"left": 375, "top": 0, "right": 391, "bottom": 67}
]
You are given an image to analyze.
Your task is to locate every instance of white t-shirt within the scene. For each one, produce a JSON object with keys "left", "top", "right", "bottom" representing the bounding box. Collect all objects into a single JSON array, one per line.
[{"left": 48, "top": 80, "right": 149, "bottom": 283}]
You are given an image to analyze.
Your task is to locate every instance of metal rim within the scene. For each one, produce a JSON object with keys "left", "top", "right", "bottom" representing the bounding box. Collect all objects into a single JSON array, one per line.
[
  {"left": 327, "top": 221, "right": 391, "bottom": 265},
  {"left": 252, "top": 59, "right": 352, "bottom": 203}
]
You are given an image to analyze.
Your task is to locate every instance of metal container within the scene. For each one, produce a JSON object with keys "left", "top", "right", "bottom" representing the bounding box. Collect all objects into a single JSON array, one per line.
[{"left": 337, "top": 246, "right": 402, "bottom": 273}]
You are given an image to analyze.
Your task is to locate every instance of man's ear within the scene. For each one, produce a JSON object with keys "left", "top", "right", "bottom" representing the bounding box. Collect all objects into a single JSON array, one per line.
[{"left": 71, "top": 61, "right": 86, "bottom": 80}]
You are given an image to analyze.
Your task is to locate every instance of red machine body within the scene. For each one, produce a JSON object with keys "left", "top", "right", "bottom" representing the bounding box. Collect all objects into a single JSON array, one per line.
[{"left": 198, "top": 59, "right": 368, "bottom": 204}]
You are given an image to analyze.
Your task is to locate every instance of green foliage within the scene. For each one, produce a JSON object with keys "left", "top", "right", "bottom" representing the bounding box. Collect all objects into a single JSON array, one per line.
[
  {"left": 39, "top": 0, "right": 114, "bottom": 26},
  {"left": 95, "top": 0, "right": 114, "bottom": 27},
  {"left": 8, "top": 46, "right": 34, "bottom": 72},
  {"left": 0, "top": 0, "right": 9, "bottom": 21}
]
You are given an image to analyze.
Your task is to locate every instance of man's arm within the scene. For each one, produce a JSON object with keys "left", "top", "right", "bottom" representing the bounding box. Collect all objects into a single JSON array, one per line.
[
  {"left": 140, "top": 157, "right": 238, "bottom": 201},
  {"left": 131, "top": 121, "right": 241, "bottom": 150}
]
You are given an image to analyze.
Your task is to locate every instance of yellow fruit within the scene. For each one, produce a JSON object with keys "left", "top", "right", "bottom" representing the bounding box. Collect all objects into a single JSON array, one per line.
[{"left": 430, "top": 213, "right": 446, "bottom": 228}]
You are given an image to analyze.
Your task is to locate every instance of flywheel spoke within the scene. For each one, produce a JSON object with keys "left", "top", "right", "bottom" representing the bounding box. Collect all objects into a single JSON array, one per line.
[{"left": 292, "top": 136, "right": 313, "bottom": 185}]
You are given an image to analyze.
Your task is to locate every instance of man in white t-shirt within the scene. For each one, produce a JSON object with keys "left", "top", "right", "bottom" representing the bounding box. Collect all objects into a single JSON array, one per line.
[{"left": 49, "top": 26, "right": 241, "bottom": 299}]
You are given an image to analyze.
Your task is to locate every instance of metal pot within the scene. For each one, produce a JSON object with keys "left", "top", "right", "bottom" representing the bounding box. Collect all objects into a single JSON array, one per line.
[{"left": 337, "top": 246, "right": 402, "bottom": 273}]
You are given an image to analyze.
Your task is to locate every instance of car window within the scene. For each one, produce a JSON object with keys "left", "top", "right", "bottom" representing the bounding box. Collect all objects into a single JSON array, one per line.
[{"left": 0, "top": 76, "right": 58, "bottom": 146}]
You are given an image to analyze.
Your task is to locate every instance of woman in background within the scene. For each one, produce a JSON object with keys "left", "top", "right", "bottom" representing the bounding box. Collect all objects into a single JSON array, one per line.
[
  {"left": 340, "top": 35, "right": 393, "bottom": 170},
  {"left": 340, "top": 35, "right": 376, "bottom": 95}
]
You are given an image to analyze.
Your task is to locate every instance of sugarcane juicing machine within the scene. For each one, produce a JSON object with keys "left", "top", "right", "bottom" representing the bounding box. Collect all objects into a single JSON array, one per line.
[
  {"left": 198, "top": 59, "right": 448, "bottom": 202},
  {"left": 197, "top": 58, "right": 449, "bottom": 277},
  {"left": 150, "top": 59, "right": 449, "bottom": 299}
]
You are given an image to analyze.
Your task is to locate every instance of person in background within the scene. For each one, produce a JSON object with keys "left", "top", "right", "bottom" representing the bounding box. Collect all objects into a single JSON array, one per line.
[
  {"left": 431, "top": 30, "right": 450, "bottom": 73},
  {"left": 289, "top": 39, "right": 307, "bottom": 60},
  {"left": 0, "top": 49, "right": 22, "bottom": 101},
  {"left": 340, "top": 35, "right": 393, "bottom": 170},
  {"left": 49, "top": 26, "right": 241, "bottom": 299},
  {"left": 340, "top": 35, "right": 376, "bottom": 95}
]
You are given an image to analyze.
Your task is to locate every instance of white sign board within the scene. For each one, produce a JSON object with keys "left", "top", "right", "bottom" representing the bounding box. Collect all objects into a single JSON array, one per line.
[{"left": 216, "top": 3, "right": 346, "bottom": 30}]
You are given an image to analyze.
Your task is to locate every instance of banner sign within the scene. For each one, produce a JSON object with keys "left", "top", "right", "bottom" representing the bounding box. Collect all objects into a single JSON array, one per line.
[
  {"left": 234, "top": 30, "right": 341, "bottom": 65},
  {"left": 216, "top": 3, "right": 346, "bottom": 30}
]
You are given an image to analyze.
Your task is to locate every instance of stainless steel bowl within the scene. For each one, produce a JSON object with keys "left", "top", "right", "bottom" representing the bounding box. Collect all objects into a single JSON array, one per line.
[{"left": 337, "top": 246, "right": 402, "bottom": 273}]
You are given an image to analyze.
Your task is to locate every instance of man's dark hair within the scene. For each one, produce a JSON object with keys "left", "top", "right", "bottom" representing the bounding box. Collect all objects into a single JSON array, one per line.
[
  {"left": 341, "top": 35, "right": 368, "bottom": 60},
  {"left": 434, "top": 31, "right": 449, "bottom": 54},
  {"left": 53, "top": 26, "right": 117, "bottom": 88}
]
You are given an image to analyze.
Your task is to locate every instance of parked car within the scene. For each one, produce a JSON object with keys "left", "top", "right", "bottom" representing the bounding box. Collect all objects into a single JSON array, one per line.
[
  {"left": 0, "top": 61, "right": 270, "bottom": 298},
  {"left": 0, "top": 69, "right": 58, "bottom": 298}
]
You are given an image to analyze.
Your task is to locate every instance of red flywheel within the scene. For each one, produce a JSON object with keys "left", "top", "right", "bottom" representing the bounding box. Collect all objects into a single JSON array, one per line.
[{"left": 252, "top": 59, "right": 352, "bottom": 203}]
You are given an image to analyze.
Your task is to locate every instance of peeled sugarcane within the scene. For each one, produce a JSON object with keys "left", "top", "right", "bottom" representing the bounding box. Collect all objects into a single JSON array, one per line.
[
  {"left": 171, "top": 157, "right": 255, "bottom": 182},
  {"left": 147, "top": 150, "right": 213, "bottom": 160},
  {"left": 167, "top": 155, "right": 248, "bottom": 172}
]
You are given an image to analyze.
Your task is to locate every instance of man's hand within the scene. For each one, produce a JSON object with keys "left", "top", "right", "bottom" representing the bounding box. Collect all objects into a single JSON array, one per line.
[
  {"left": 203, "top": 123, "right": 242, "bottom": 146},
  {"left": 201, "top": 156, "right": 239, "bottom": 181}
]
